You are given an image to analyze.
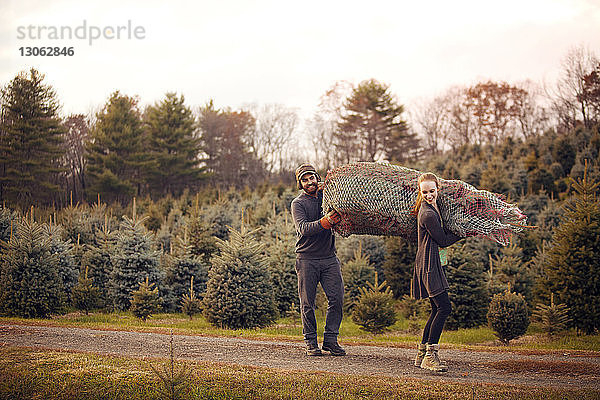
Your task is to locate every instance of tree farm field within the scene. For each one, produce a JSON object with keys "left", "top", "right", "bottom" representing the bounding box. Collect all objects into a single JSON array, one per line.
[{"left": 1, "top": 313, "right": 599, "bottom": 400}]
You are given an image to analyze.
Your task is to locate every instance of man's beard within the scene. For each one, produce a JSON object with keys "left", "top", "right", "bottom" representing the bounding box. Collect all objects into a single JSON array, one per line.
[{"left": 304, "top": 183, "right": 317, "bottom": 194}]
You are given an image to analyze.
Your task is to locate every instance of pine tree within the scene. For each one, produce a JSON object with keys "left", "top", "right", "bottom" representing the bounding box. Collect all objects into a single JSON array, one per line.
[
  {"left": 144, "top": 93, "right": 205, "bottom": 197},
  {"left": 0, "top": 217, "right": 64, "bottom": 317},
  {"left": 162, "top": 231, "right": 209, "bottom": 312},
  {"left": 85, "top": 92, "right": 150, "bottom": 204},
  {"left": 487, "top": 284, "right": 530, "bottom": 345},
  {"left": 487, "top": 241, "right": 534, "bottom": 304},
  {"left": 180, "top": 276, "right": 202, "bottom": 320},
  {"left": 72, "top": 266, "right": 101, "bottom": 315},
  {"left": 110, "top": 215, "right": 162, "bottom": 311},
  {"left": 541, "top": 164, "right": 600, "bottom": 334},
  {"left": 342, "top": 245, "right": 376, "bottom": 313},
  {"left": 266, "top": 233, "right": 298, "bottom": 315},
  {"left": 81, "top": 216, "right": 114, "bottom": 307},
  {"left": 532, "top": 292, "right": 572, "bottom": 336},
  {"left": 382, "top": 236, "right": 416, "bottom": 298},
  {"left": 46, "top": 222, "right": 79, "bottom": 303},
  {"left": 130, "top": 276, "right": 161, "bottom": 321},
  {"left": 351, "top": 277, "right": 397, "bottom": 334},
  {"left": 0, "top": 206, "right": 19, "bottom": 242},
  {"left": 202, "top": 225, "right": 278, "bottom": 329},
  {"left": 0, "top": 68, "right": 66, "bottom": 205},
  {"left": 445, "top": 245, "right": 489, "bottom": 329}
]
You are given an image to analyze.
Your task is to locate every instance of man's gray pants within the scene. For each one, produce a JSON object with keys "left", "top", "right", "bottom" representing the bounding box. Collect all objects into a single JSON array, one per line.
[{"left": 295, "top": 256, "right": 344, "bottom": 344}]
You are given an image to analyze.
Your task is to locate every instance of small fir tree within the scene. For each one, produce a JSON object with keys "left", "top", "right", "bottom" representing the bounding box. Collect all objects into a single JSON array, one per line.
[
  {"left": 81, "top": 217, "right": 114, "bottom": 308},
  {"left": 265, "top": 232, "right": 298, "bottom": 315},
  {"left": 541, "top": 164, "right": 600, "bottom": 334},
  {"left": 487, "top": 241, "right": 534, "bottom": 304},
  {"left": 351, "top": 276, "right": 397, "bottom": 334},
  {"left": 532, "top": 292, "right": 572, "bottom": 336},
  {"left": 445, "top": 245, "right": 489, "bottom": 329},
  {"left": 342, "top": 244, "right": 376, "bottom": 312},
  {"left": 180, "top": 276, "right": 202, "bottom": 320},
  {"left": 382, "top": 236, "right": 417, "bottom": 298},
  {"left": 72, "top": 266, "right": 101, "bottom": 315},
  {"left": 202, "top": 225, "right": 278, "bottom": 329},
  {"left": 47, "top": 222, "right": 79, "bottom": 303},
  {"left": 163, "top": 231, "right": 209, "bottom": 312},
  {"left": 130, "top": 276, "right": 161, "bottom": 321},
  {"left": 487, "top": 284, "right": 530, "bottom": 345},
  {"left": 0, "top": 217, "right": 64, "bottom": 317},
  {"left": 110, "top": 216, "right": 162, "bottom": 311}
]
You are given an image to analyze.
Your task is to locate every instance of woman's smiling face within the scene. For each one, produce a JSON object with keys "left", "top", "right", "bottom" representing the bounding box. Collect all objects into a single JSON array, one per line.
[{"left": 419, "top": 180, "right": 438, "bottom": 205}]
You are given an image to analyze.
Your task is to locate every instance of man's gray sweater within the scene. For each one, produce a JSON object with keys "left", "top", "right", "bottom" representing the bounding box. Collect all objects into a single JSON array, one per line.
[{"left": 290, "top": 191, "right": 336, "bottom": 259}]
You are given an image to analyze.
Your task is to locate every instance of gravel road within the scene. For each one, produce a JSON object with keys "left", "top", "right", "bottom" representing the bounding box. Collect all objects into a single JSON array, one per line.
[{"left": 1, "top": 323, "right": 599, "bottom": 390}]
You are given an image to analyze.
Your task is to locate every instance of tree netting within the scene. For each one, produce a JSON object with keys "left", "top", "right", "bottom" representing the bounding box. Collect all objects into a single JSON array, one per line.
[{"left": 321, "top": 162, "right": 528, "bottom": 245}]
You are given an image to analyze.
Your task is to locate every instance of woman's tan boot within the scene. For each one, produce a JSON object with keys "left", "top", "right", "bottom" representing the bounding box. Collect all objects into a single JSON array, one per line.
[
  {"left": 414, "top": 343, "right": 427, "bottom": 367},
  {"left": 420, "top": 344, "right": 448, "bottom": 372}
]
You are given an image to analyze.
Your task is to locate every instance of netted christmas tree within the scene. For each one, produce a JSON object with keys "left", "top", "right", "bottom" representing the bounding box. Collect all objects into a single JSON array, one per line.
[
  {"left": 72, "top": 266, "right": 101, "bottom": 315},
  {"left": 342, "top": 244, "right": 376, "bottom": 313},
  {"left": 445, "top": 245, "right": 489, "bottom": 329},
  {"left": 540, "top": 164, "right": 600, "bottom": 334},
  {"left": 130, "top": 276, "right": 161, "bottom": 321},
  {"left": 0, "top": 216, "right": 64, "bottom": 317},
  {"left": 162, "top": 230, "right": 209, "bottom": 312},
  {"left": 202, "top": 225, "right": 278, "bottom": 329},
  {"left": 110, "top": 215, "right": 162, "bottom": 311}
]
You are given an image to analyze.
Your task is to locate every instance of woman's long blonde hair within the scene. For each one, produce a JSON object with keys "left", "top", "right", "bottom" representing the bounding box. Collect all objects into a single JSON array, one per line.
[{"left": 413, "top": 173, "right": 440, "bottom": 214}]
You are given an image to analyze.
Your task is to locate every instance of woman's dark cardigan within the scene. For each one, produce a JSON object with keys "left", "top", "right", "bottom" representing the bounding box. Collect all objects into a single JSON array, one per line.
[{"left": 412, "top": 202, "right": 462, "bottom": 300}]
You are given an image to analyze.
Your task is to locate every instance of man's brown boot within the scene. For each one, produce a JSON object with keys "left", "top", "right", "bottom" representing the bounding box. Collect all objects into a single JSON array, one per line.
[
  {"left": 420, "top": 344, "right": 448, "bottom": 372},
  {"left": 414, "top": 343, "right": 427, "bottom": 367}
]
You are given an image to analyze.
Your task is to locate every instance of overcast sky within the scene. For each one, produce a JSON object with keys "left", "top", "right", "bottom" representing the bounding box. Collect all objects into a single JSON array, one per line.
[{"left": 1, "top": 0, "right": 599, "bottom": 120}]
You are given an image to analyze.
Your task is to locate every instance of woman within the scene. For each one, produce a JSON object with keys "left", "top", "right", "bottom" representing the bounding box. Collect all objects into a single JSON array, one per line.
[{"left": 412, "top": 173, "right": 462, "bottom": 372}]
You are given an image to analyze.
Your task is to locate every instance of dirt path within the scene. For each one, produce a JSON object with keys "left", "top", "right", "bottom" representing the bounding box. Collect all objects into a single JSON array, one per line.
[{"left": 1, "top": 323, "right": 599, "bottom": 390}]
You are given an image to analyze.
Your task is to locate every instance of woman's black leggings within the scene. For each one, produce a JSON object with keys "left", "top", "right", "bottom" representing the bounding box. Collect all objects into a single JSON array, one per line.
[{"left": 421, "top": 290, "right": 452, "bottom": 344}]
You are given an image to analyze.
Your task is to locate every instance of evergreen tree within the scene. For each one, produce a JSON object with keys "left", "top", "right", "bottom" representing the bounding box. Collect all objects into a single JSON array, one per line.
[
  {"left": 0, "top": 217, "right": 64, "bottom": 317},
  {"left": 144, "top": 93, "right": 205, "bottom": 197},
  {"left": 487, "top": 241, "right": 534, "bottom": 304},
  {"left": 110, "top": 216, "right": 162, "bottom": 311},
  {"left": 202, "top": 226, "right": 278, "bottom": 329},
  {"left": 541, "top": 166, "right": 600, "bottom": 334},
  {"left": 265, "top": 234, "right": 297, "bottom": 315},
  {"left": 351, "top": 279, "right": 397, "bottom": 334},
  {"left": 47, "top": 223, "right": 79, "bottom": 302},
  {"left": 342, "top": 246, "right": 376, "bottom": 313},
  {"left": 81, "top": 217, "right": 114, "bottom": 307},
  {"left": 531, "top": 292, "right": 572, "bottom": 336},
  {"left": 181, "top": 276, "right": 202, "bottom": 319},
  {"left": 162, "top": 231, "right": 209, "bottom": 312},
  {"left": 85, "top": 92, "right": 150, "bottom": 204},
  {"left": 0, "top": 206, "right": 19, "bottom": 242},
  {"left": 0, "top": 68, "right": 66, "bottom": 205},
  {"left": 445, "top": 245, "right": 489, "bottom": 329},
  {"left": 382, "top": 236, "right": 416, "bottom": 298},
  {"left": 72, "top": 266, "right": 101, "bottom": 315},
  {"left": 130, "top": 276, "right": 161, "bottom": 321},
  {"left": 335, "top": 79, "right": 413, "bottom": 163},
  {"left": 487, "top": 286, "right": 530, "bottom": 345}
]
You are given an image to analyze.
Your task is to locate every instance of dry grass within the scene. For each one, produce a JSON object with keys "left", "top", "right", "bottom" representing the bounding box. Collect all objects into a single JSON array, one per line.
[{"left": 485, "top": 359, "right": 600, "bottom": 376}]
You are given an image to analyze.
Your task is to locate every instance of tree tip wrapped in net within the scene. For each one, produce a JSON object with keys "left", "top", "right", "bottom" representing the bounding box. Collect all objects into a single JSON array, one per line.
[{"left": 322, "top": 162, "right": 529, "bottom": 246}]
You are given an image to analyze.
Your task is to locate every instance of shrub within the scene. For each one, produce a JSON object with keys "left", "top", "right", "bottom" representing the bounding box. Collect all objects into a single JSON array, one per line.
[
  {"left": 180, "top": 276, "right": 202, "bottom": 320},
  {"left": 72, "top": 266, "right": 102, "bottom": 315},
  {"left": 352, "top": 279, "right": 397, "bottom": 334},
  {"left": 487, "top": 286, "right": 530, "bottom": 345}
]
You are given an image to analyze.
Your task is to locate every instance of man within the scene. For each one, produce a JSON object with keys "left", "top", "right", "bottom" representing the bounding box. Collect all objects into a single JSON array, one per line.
[{"left": 290, "top": 163, "right": 346, "bottom": 356}]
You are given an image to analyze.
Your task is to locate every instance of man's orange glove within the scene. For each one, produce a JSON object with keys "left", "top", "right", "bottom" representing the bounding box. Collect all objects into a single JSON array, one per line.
[{"left": 320, "top": 210, "right": 341, "bottom": 229}]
